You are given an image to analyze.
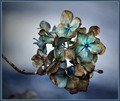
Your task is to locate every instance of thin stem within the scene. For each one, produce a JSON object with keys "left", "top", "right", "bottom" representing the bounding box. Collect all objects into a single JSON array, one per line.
[{"left": 2, "top": 54, "right": 36, "bottom": 75}]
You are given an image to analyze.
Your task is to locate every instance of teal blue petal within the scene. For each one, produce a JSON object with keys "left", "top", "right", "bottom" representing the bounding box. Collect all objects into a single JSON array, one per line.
[
  {"left": 44, "top": 37, "right": 54, "bottom": 44},
  {"left": 78, "top": 48, "right": 93, "bottom": 62},
  {"left": 67, "top": 29, "right": 73, "bottom": 37},
  {"left": 76, "top": 45, "right": 84, "bottom": 54},
  {"left": 58, "top": 28, "right": 68, "bottom": 37},
  {"left": 77, "top": 32, "right": 87, "bottom": 45},
  {"left": 88, "top": 43, "right": 101, "bottom": 54},
  {"left": 86, "top": 32, "right": 95, "bottom": 44},
  {"left": 54, "top": 68, "right": 67, "bottom": 88}
]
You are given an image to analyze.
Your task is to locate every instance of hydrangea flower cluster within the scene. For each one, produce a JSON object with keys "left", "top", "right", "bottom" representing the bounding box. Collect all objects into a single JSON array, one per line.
[{"left": 31, "top": 10, "right": 106, "bottom": 94}]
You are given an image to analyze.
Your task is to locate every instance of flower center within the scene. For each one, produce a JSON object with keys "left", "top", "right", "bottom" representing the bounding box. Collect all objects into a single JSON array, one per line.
[
  {"left": 66, "top": 23, "right": 70, "bottom": 30},
  {"left": 67, "top": 27, "right": 70, "bottom": 30},
  {"left": 85, "top": 44, "right": 89, "bottom": 48}
]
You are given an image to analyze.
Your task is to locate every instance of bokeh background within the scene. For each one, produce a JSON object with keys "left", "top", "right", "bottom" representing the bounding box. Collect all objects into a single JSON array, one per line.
[{"left": 2, "top": 1, "right": 119, "bottom": 99}]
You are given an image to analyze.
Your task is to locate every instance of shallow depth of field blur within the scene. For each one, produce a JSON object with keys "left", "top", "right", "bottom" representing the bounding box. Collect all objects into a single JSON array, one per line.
[{"left": 2, "top": 1, "right": 119, "bottom": 99}]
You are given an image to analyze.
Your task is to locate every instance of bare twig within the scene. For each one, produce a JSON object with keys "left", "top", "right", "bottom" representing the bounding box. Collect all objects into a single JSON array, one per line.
[{"left": 2, "top": 54, "right": 36, "bottom": 75}]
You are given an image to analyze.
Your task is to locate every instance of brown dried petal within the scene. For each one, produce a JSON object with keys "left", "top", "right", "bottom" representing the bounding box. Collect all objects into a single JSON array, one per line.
[
  {"left": 66, "top": 77, "right": 79, "bottom": 89},
  {"left": 74, "top": 64, "right": 84, "bottom": 77},
  {"left": 65, "top": 49, "right": 75, "bottom": 60},
  {"left": 77, "top": 77, "right": 89, "bottom": 92},
  {"left": 89, "top": 26, "right": 100, "bottom": 36}
]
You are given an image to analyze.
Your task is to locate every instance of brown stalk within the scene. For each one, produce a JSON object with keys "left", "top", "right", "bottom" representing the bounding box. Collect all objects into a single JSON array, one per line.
[{"left": 2, "top": 54, "right": 36, "bottom": 75}]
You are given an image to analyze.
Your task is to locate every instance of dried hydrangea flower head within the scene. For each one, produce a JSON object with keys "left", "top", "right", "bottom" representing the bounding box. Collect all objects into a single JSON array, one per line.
[
  {"left": 31, "top": 10, "right": 106, "bottom": 94},
  {"left": 2, "top": 10, "right": 106, "bottom": 95}
]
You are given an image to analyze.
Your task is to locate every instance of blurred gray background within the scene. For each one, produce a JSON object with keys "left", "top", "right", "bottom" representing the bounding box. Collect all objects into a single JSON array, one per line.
[{"left": 2, "top": 1, "right": 119, "bottom": 99}]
